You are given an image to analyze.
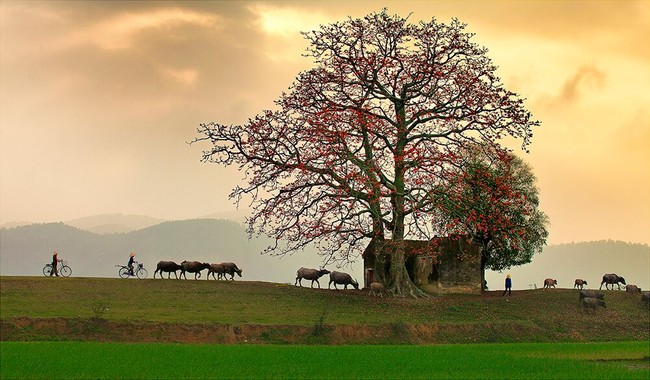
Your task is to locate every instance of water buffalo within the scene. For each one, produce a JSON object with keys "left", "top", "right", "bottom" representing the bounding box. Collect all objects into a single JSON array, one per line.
[
  {"left": 328, "top": 271, "right": 359, "bottom": 290},
  {"left": 295, "top": 267, "right": 330, "bottom": 288},
  {"left": 154, "top": 260, "right": 183, "bottom": 279},
  {"left": 600, "top": 273, "right": 626, "bottom": 290},
  {"left": 207, "top": 263, "right": 225, "bottom": 280},
  {"left": 625, "top": 284, "right": 641, "bottom": 293},
  {"left": 580, "top": 297, "right": 607, "bottom": 314},
  {"left": 369, "top": 282, "right": 386, "bottom": 298},
  {"left": 180, "top": 261, "right": 210, "bottom": 280},
  {"left": 574, "top": 279, "right": 587, "bottom": 289},
  {"left": 641, "top": 292, "right": 650, "bottom": 308},
  {"left": 221, "top": 262, "right": 243, "bottom": 280},
  {"left": 543, "top": 278, "right": 557, "bottom": 290},
  {"left": 578, "top": 290, "right": 605, "bottom": 305}
]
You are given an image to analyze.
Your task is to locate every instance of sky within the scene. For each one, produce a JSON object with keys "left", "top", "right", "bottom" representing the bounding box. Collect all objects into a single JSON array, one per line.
[{"left": 1, "top": 0, "right": 649, "bottom": 246}]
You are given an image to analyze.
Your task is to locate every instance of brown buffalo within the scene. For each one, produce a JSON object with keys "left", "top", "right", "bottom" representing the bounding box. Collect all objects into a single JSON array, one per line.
[
  {"left": 574, "top": 279, "right": 587, "bottom": 289},
  {"left": 543, "top": 278, "right": 557, "bottom": 290}
]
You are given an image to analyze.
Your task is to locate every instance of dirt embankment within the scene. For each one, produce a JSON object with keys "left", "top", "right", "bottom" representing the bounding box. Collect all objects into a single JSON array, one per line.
[{"left": 3, "top": 316, "right": 648, "bottom": 345}]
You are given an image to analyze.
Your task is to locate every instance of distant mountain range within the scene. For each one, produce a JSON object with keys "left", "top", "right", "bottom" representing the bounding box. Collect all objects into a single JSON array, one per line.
[
  {"left": 2, "top": 211, "right": 250, "bottom": 235},
  {"left": 1, "top": 217, "right": 648, "bottom": 289},
  {"left": 65, "top": 214, "right": 166, "bottom": 234},
  {"left": 0, "top": 218, "right": 327, "bottom": 282}
]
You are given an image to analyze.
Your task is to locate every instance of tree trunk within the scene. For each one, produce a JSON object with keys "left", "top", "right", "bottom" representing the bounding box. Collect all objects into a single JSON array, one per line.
[
  {"left": 385, "top": 115, "right": 428, "bottom": 298},
  {"left": 387, "top": 239, "right": 427, "bottom": 298}
]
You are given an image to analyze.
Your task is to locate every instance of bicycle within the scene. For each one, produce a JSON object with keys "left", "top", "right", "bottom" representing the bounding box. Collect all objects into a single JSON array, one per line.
[
  {"left": 43, "top": 261, "right": 72, "bottom": 277},
  {"left": 116, "top": 261, "right": 148, "bottom": 279}
]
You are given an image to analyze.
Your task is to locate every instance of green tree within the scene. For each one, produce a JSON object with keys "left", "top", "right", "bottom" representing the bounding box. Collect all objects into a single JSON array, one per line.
[{"left": 434, "top": 145, "right": 549, "bottom": 288}]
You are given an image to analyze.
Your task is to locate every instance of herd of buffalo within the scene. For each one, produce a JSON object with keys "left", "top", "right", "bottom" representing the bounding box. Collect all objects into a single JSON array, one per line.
[
  {"left": 153, "top": 262, "right": 360, "bottom": 290},
  {"left": 153, "top": 260, "right": 242, "bottom": 280},
  {"left": 152, "top": 262, "right": 650, "bottom": 310},
  {"left": 541, "top": 273, "right": 650, "bottom": 313}
]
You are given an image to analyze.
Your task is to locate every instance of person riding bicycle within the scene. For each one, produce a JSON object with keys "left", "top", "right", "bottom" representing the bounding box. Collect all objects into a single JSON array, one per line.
[
  {"left": 127, "top": 252, "right": 136, "bottom": 276},
  {"left": 50, "top": 251, "right": 60, "bottom": 277}
]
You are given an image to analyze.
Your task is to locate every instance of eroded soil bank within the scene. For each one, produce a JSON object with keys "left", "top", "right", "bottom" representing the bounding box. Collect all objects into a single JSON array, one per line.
[{"left": 3, "top": 317, "right": 648, "bottom": 345}]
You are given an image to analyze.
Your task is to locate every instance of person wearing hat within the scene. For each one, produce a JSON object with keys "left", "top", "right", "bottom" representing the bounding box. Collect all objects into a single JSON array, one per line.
[
  {"left": 502, "top": 274, "right": 512, "bottom": 296},
  {"left": 127, "top": 252, "right": 136, "bottom": 276},
  {"left": 50, "top": 251, "right": 60, "bottom": 277}
]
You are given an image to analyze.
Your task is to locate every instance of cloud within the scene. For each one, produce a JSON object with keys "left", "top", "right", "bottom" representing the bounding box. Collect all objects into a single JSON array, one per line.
[
  {"left": 161, "top": 66, "right": 199, "bottom": 87},
  {"left": 557, "top": 65, "right": 606, "bottom": 104},
  {"left": 247, "top": 3, "right": 327, "bottom": 37},
  {"left": 59, "top": 7, "right": 222, "bottom": 51}
]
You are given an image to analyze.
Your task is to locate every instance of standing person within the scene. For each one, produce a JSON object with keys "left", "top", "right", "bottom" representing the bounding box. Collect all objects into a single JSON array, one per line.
[
  {"left": 502, "top": 274, "right": 512, "bottom": 296},
  {"left": 50, "top": 251, "right": 60, "bottom": 277},
  {"left": 127, "top": 253, "right": 136, "bottom": 276}
]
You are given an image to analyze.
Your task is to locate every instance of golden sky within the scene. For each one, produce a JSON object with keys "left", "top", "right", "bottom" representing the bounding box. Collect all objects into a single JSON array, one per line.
[{"left": 1, "top": 0, "right": 649, "bottom": 245}]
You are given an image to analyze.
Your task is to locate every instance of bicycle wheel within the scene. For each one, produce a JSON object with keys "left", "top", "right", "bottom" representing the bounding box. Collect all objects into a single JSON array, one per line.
[
  {"left": 119, "top": 267, "right": 130, "bottom": 279},
  {"left": 137, "top": 268, "right": 148, "bottom": 279},
  {"left": 43, "top": 265, "right": 52, "bottom": 277},
  {"left": 60, "top": 265, "right": 72, "bottom": 277}
]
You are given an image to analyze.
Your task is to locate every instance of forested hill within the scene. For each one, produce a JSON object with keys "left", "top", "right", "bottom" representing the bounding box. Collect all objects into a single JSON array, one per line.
[
  {"left": 0, "top": 219, "right": 326, "bottom": 282},
  {"left": 2, "top": 220, "right": 649, "bottom": 289}
]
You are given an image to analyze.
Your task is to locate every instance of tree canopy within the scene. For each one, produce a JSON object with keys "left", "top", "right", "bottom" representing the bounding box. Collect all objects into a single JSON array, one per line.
[
  {"left": 196, "top": 10, "right": 540, "bottom": 297},
  {"left": 433, "top": 145, "right": 549, "bottom": 278}
]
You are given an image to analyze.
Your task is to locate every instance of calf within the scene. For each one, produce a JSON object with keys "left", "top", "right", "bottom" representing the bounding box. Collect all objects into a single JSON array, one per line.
[
  {"left": 369, "top": 282, "right": 386, "bottom": 298},
  {"left": 180, "top": 261, "right": 210, "bottom": 280},
  {"left": 574, "top": 279, "right": 587, "bottom": 290},
  {"left": 295, "top": 267, "right": 330, "bottom": 288},
  {"left": 154, "top": 261, "right": 182, "bottom": 279},
  {"left": 207, "top": 263, "right": 225, "bottom": 280},
  {"left": 625, "top": 285, "right": 641, "bottom": 294},
  {"left": 543, "top": 278, "right": 557, "bottom": 290},
  {"left": 328, "top": 271, "right": 359, "bottom": 290}
]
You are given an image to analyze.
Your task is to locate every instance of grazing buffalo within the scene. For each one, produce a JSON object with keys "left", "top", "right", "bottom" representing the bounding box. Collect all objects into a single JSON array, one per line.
[
  {"left": 221, "top": 262, "right": 243, "bottom": 280},
  {"left": 580, "top": 297, "right": 607, "bottom": 314},
  {"left": 207, "top": 263, "right": 225, "bottom": 280},
  {"left": 641, "top": 292, "right": 650, "bottom": 308},
  {"left": 180, "top": 261, "right": 210, "bottom": 280},
  {"left": 625, "top": 285, "right": 641, "bottom": 293},
  {"left": 600, "top": 274, "right": 626, "bottom": 290},
  {"left": 543, "top": 278, "right": 557, "bottom": 290},
  {"left": 369, "top": 282, "right": 386, "bottom": 298},
  {"left": 574, "top": 279, "right": 587, "bottom": 290},
  {"left": 295, "top": 267, "right": 330, "bottom": 288},
  {"left": 154, "top": 261, "right": 182, "bottom": 279},
  {"left": 328, "top": 271, "right": 359, "bottom": 290},
  {"left": 578, "top": 290, "right": 605, "bottom": 305}
]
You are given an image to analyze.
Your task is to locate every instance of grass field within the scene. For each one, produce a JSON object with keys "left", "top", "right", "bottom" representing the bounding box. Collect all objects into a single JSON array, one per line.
[
  {"left": 2, "top": 276, "right": 649, "bottom": 379},
  {"left": 1, "top": 341, "right": 648, "bottom": 379},
  {"left": 1, "top": 276, "right": 648, "bottom": 344}
]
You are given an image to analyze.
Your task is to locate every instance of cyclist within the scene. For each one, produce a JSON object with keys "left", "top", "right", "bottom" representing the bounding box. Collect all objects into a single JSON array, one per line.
[
  {"left": 50, "top": 251, "right": 60, "bottom": 277},
  {"left": 127, "top": 252, "right": 136, "bottom": 276}
]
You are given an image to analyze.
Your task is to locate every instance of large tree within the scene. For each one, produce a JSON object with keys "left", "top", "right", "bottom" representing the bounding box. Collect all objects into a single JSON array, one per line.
[
  {"left": 196, "top": 10, "right": 539, "bottom": 297},
  {"left": 433, "top": 145, "right": 549, "bottom": 288}
]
